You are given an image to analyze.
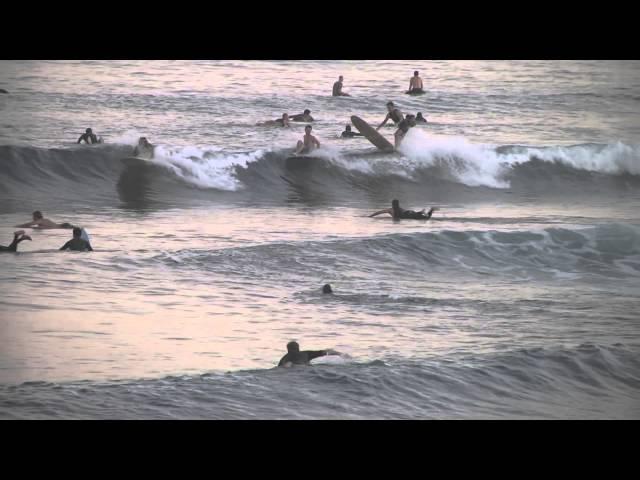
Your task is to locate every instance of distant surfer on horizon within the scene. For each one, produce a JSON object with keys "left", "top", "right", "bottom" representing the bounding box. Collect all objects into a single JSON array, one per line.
[
  {"left": 341, "top": 125, "right": 363, "bottom": 138},
  {"left": 133, "top": 137, "right": 155, "bottom": 159},
  {"left": 376, "top": 101, "right": 404, "bottom": 130},
  {"left": 0, "top": 231, "right": 32, "bottom": 252},
  {"left": 77, "top": 128, "right": 102, "bottom": 144},
  {"left": 277, "top": 341, "right": 341, "bottom": 367},
  {"left": 369, "top": 199, "right": 436, "bottom": 220},
  {"left": 290, "top": 109, "right": 315, "bottom": 122},
  {"left": 332, "top": 76, "right": 350, "bottom": 97},
  {"left": 408, "top": 71, "right": 424, "bottom": 94},
  {"left": 259, "top": 113, "right": 291, "bottom": 128},
  {"left": 59, "top": 227, "right": 93, "bottom": 252},
  {"left": 15, "top": 211, "right": 75, "bottom": 229},
  {"left": 295, "top": 125, "right": 321, "bottom": 154}
]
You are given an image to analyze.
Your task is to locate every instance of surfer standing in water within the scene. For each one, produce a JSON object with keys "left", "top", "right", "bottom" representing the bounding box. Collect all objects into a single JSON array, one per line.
[
  {"left": 295, "top": 125, "right": 321, "bottom": 154},
  {"left": 408, "top": 71, "right": 424, "bottom": 93},
  {"left": 369, "top": 199, "right": 436, "bottom": 220},
  {"left": 377, "top": 101, "right": 404, "bottom": 130}
]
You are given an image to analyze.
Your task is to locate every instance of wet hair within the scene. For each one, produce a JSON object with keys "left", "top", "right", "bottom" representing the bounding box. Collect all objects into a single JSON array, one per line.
[
  {"left": 414, "top": 71, "right": 419, "bottom": 76},
  {"left": 305, "top": 125, "right": 312, "bottom": 130},
  {"left": 86, "top": 128, "right": 92, "bottom": 134},
  {"left": 339, "top": 75, "right": 343, "bottom": 80},
  {"left": 73, "top": 227, "right": 82, "bottom": 238},
  {"left": 386, "top": 101, "right": 394, "bottom": 107},
  {"left": 304, "top": 109, "right": 311, "bottom": 115},
  {"left": 32, "top": 210, "right": 43, "bottom": 219},
  {"left": 322, "top": 284, "right": 333, "bottom": 294},
  {"left": 287, "top": 341, "right": 300, "bottom": 354},
  {"left": 345, "top": 125, "right": 351, "bottom": 131},
  {"left": 417, "top": 112, "right": 423, "bottom": 117}
]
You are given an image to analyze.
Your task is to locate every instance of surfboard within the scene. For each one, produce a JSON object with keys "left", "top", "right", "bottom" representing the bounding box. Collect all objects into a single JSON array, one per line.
[
  {"left": 350, "top": 116, "right": 395, "bottom": 152},
  {"left": 80, "top": 228, "right": 91, "bottom": 243}
]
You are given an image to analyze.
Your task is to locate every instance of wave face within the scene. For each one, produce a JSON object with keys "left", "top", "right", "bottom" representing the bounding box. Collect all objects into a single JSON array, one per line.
[
  {"left": 1, "top": 343, "right": 638, "bottom": 419},
  {"left": 1, "top": 140, "right": 639, "bottom": 211}
]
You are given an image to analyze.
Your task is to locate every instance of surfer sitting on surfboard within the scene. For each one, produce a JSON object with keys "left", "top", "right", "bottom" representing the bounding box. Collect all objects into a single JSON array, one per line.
[
  {"left": 0, "top": 231, "right": 32, "bottom": 252},
  {"left": 15, "top": 211, "right": 75, "bottom": 229},
  {"left": 295, "top": 125, "right": 321, "bottom": 154},
  {"left": 133, "top": 137, "right": 155, "bottom": 159},
  {"left": 341, "top": 125, "right": 363, "bottom": 138},
  {"left": 376, "top": 101, "right": 404, "bottom": 130},
  {"left": 407, "top": 70, "right": 424, "bottom": 94},
  {"left": 332, "top": 76, "right": 350, "bottom": 97},
  {"left": 59, "top": 227, "right": 93, "bottom": 252},
  {"left": 369, "top": 199, "right": 436, "bottom": 220},
  {"left": 289, "top": 109, "right": 314, "bottom": 122},
  {"left": 77, "top": 128, "right": 102, "bottom": 144}
]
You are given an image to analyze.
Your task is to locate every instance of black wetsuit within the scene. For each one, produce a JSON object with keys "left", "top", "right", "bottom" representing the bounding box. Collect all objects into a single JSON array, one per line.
[
  {"left": 60, "top": 238, "right": 93, "bottom": 252},
  {"left": 0, "top": 234, "right": 25, "bottom": 252},
  {"left": 78, "top": 133, "right": 99, "bottom": 144},
  {"left": 278, "top": 350, "right": 328, "bottom": 366},
  {"left": 393, "top": 207, "right": 435, "bottom": 220}
]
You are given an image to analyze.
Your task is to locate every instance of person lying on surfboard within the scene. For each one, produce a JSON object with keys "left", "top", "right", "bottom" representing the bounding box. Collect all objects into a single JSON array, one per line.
[
  {"left": 369, "top": 199, "right": 436, "bottom": 220},
  {"left": 376, "top": 101, "right": 404, "bottom": 130},
  {"left": 133, "top": 137, "right": 155, "bottom": 159},
  {"left": 407, "top": 70, "right": 424, "bottom": 94},
  {"left": 278, "top": 341, "right": 341, "bottom": 367},
  {"left": 394, "top": 114, "right": 417, "bottom": 148},
  {"left": 332, "top": 75, "right": 350, "bottom": 96},
  {"left": 15, "top": 211, "right": 75, "bottom": 229},
  {"left": 59, "top": 227, "right": 93, "bottom": 252},
  {"left": 0, "top": 231, "right": 32, "bottom": 253},
  {"left": 295, "top": 125, "right": 321, "bottom": 154},
  {"left": 258, "top": 113, "right": 291, "bottom": 127},
  {"left": 341, "top": 125, "right": 363, "bottom": 138},
  {"left": 289, "top": 109, "right": 314, "bottom": 122}
]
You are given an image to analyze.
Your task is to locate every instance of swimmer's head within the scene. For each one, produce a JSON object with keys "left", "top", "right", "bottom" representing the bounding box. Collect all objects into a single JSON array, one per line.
[
  {"left": 32, "top": 211, "right": 43, "bottom": 220},
  {"left": 305, "top": 125, "right": 312, "bottom": 133},
  {"left": 339, "top": 75, "right": 343, "bottom": 81},
  {"left": 303, "top": 109, "right": 311, "bottom": 115},
  {"left": 86, "top": 128, "right": 92, "bottom": 134},
  {"left": 282, "top": 113, "right": 289, "bottom": 119},
  {"left": 414, "top": 71, "right": 419, "bottom": 76},
  {"left": 386, "top": 101, "right": 394, "bottom": 111},
  {"left": 322, "top": 284, "right": 333, "bottom": 294},
  {"left": 417, "top": 112, "right": 424, "bottom": 117},
  {"left": 72, "top": 227, "right": 82, "bottom": 238},
  {"left": 287, "top": 341, "right": 300, "bottom": 354},
  {"left": 345, "top": 125, "right": 351, "bottom": 131}
]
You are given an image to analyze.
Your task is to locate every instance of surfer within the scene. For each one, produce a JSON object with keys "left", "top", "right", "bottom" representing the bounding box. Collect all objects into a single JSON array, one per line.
[
  {"left": 59, "top": 227, "right": 93, "bottom": 252},
  {"left": 369, "top": 199, "right": 436, "bottom": 220},
  {"left": 260, "top": 113, "right": 291, "bottom": 127},
  {"left": 133, "top": 137, "right": 155, "bottom": 158},
  {"left": 322, "top": 284, "right": 333, "bottom": 294},
  {"left": 408, "top": 71, "right": 424, "bottom": 93},
  {"left": 332, "top": 76, "right": 350, "bottom": 97},
  {"left": 278, "top": 341, "right": 341, "bottom": 367},
  {"left": 290, "top": 109, "right": 314, "bottom": 122},
  {"left": 341, "top": 125, "right": 363, "bottom": 138},
  {"left": 295, "top": 125, "right": 321, "bottom": 154},
  {"left": 15, "top": 211, "right": 75, "bottom": 229},
  {"left": 77, "top": 128, "right": 101, "bottom": 144},
  {"left": 376, "top": 101, "right": 404, "bottom": 130},
  {"left": 0, "top": 231, "right": 32, "bottom": 252},
  {"left": 415, "top": 112, "right": 427, "bottom": 123},
  {"left": 394, "top": 114, "right": 417, "bottom": 147}
]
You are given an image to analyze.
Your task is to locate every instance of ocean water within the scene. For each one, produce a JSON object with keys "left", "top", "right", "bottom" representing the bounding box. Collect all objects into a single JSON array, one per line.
[{"left": 0, "top": 60, "right": 639, "bottom": 419}]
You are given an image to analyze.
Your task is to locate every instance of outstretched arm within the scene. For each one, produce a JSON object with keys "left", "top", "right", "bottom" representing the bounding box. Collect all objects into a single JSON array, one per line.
[
  {"left": 77, "top": 135, "right": 84, "bottom": 144},
  {"left": 377, "top": 113, "right": 391, "bottom": 130},
  {"left": 306, "top": 349, "right": 341, "bottom": 362},
  {"left": 369, "top": 208, "right": 392, "bottom": 217},
  {"left": 15, "top": 221, "right": 36, "bottom": 228},
  {"left": 59, "top": 240, "right": 71, "bottom": 251}
]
